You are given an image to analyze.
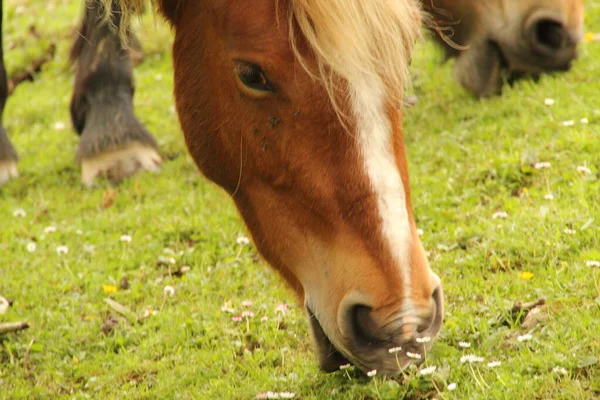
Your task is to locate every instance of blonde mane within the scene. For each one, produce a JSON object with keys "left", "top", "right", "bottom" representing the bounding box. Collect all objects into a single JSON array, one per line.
[
  {"left": 288, "top": 0, "right": 422, "bottom": 116},
  {"left": 105, "top": 0, "right": 422, "bottom": 113}
]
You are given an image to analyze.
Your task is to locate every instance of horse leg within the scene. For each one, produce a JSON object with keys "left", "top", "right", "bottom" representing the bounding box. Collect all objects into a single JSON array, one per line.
[
  {"left": 0, "top": 1, "right": 19, "bottom": 186},
  {"left": 71, "top": 0, "right": 161, "bottom": 187}
]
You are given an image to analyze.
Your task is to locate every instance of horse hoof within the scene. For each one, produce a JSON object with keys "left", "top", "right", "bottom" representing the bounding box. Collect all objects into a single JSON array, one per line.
[
  {"left": 80, "top": 142, "right": 161, "bottom": 187},
  {"left": 0, "top": 161, "right": 19, "bottom": 186}
]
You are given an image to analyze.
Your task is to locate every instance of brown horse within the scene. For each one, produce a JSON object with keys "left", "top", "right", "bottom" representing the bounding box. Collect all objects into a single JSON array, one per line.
[
  {"left": 109, "top": 0, "right": 441, "bottom": 375},
  {"left": 423, "top": 0, "right": 584, "bottom": 96}
]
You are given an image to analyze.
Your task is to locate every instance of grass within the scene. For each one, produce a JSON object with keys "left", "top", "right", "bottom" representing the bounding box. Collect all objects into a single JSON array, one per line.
[{"left": 1, "top": 0, "right": 599, "bottom": 399}]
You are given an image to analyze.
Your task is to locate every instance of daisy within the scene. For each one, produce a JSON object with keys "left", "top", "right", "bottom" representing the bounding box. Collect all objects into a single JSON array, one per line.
[
  {"left": 56, "top": 245, "right": 69, "bottom": 255},
  {"left": 120, "top": 234, "right": 132, "bottom": 243},
  {"left": 585, "top": 260, "right": 600, "bottom": 267},
  {"left": 492, "top": 211, "right": 508, "bottom": 219},
  {"left": 163, "top": 286, "right": 175, "bottom": 297},
  {"left": 406, "top": 352, "right": 422, "bottom": 360},
  {"left": 458, "top": 341, "right": 471, "bottom": 348},
  {"left": 447, "top": 382, "right": 457, "bottom": 391},
  {"left": 416, "top": 336, "right": 431, "bottom": 344},
  {"left": 13, "top": 209, "right": 26, "bottom": 218},
  {"left": 517, "top": 333, "right": 533, "bottom": 342},
  {"left": 534, "top": 162, "right": 551, "bottom": 169},
  {"left": 367, "top": 369, "right": 377, "bottom": 377},
  {"left": 26, "top": 242, "right": 37, "bottom": 253},
  {"left": 487, "top": 361, "right": 502, "bottom": 368},
  {"left": 460, "top": 354, "right": 484, "bottom": 363},
  {"left": 236, "top": 235, "right": 250, "bottom": 245},
  {"left": 419, "top": 366, "right": 437, "bottom": 375}
]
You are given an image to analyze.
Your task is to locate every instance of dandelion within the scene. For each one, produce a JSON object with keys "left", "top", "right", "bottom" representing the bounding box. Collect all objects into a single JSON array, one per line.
[
  {"left": 56, "top": 245, "right": 69, "bottom": 255},
  {"left": 241, "top": 300, "right": 253, "bottom": 307},
  {"left": 339, "top": 364, "right": 351, "bottom": 370},
  {"left": 367, "top": 369, "right": 377, "bottom": 377},
  {"left": 544, "top": 193, "right": 554, "bottom": 200},
  {"left": 576, "top": 166, "right": 592, "bottom": 175},
  {"left": 517, "top": 333, "right": 533, "bottom": 342},
  {"left": 581, "top": 118, "right": 589, "bottom": 124},
  {"left": 544, "top": 98, "right": 555, "bottom": 106},
  {"left": 388, "top": 346, "right": 402, "bottom": 354},
  {"left": 406, "top": 352, "right": 422, "bottom": 360},
  {"left": 585, "top": 32, "right": 596, "bottom": 42},
  {"left": 45, "top": 226, "right": 57, "bottom": 234},
  {"left": 275, "top": 304, "right": 288, "bottom": 314},
  {"left": 26, "top": 242, "right": 37, "bottom": 253},
  {"left": 120, "top": 234, "right": 132, "bottom": 243},
  {"left": 585, "top": 260, "right": 600, "bottom": 267},
  {"left": 231, "top": 316, "right": 243, "bottom": 322},
  {"left": 492, "top": 211, "right": 508, "bottom": 219},
  {"left": 518, "top": 271, "right": 534, "bottom": 280},
  {"left": 102, "top": 285, "right": 117, "bottom": 294},
  {"left": 447, "top": 382, "right": 457, "bottom": 391},
  {"left": 416, "top": 336, "right": 431, "bottom": 344},
  {"left": 487, "top": 361, "right": 502, "bottom": 368},
  {"left": 563, "top": 228, "right": 576, "bottom": 235},
  {"left": 163, "top": 285, "right": 175, "bottom": 297},
  {"left": 552, "top": 366, "right": 568, "bottom": 375},
  {"left": 458, "top": 341, "right": 471, "bottom": 348},
  {"left": 561, "top": 120, "right": 575, "bottom": 127},
  {"left": 419, "top": 366, "right": 437, "bottom": 376},
  {"left": 460, "top": 354, "right": 484, "bottom": 363},
  {"left": 236, "top": 235, "right": 250, "bottom": 245},
  {"left": 13, "top": 209, "right": 26, "bottom": 218},
  {"left": 534, "top": 162, "right": 551, "bottom": 169},
  {"left": 241, "top": 311, "right": 255, "bottom": 318}
]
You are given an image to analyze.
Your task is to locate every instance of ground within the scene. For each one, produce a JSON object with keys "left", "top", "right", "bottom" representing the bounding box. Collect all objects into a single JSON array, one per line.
[{"left": 1, "top": 1, "right": 599, "bottom": 399}]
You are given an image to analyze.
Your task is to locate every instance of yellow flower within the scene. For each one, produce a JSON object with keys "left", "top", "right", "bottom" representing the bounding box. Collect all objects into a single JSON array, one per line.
[
  {"left": 585, "top": 32, "right": 596, "bottom": 43},
  {"left": 102, "top": 285, "right": 117, "bottom": 294},
  {"left": 518, "top": 272, "right": 534, "bottom": 280}
]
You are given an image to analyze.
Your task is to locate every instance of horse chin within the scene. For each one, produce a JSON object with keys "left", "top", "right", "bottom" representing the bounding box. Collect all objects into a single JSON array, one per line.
[{"left": 306, "top": 306, "right": 351, "bottom": 373}]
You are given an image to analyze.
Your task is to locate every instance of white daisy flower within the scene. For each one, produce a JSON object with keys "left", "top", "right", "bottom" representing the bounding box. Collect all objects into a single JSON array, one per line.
[
  {"left": 56, "top": 245, "right": 69, "bottom": 255},
  {"left": 13, "top": 209, "right": 26, "bottom": 218},
  {"left": 492, "top": 211, "right": 508, "bottom": 219},
  {"left": 534, "top": 162, "right": 551, "bottom": 169},
  {"left": 576, "top": 166, "right": 592, "bottom": 175},
  {"left": 388, "top": 346, "right": 402, "bottom": 354},
  {"left": 460, "top": 354, "right": 484, "bottom": 363},
  {"left": 458, "top": 341, "right": 471, "bottom": 348},
  {"left": 241, "top": 300, "right": 253, "bottom": 307},
  {"left": 44, "top": 226, "right": 57, "bottom": 234},
  {"left": 419, "top": 366, "right": 437, "bottom": 375},
  {"left": 580, "top": 118, "right": 589, "bottom": 124},
  {"left": 447, "top": 382, "right": 457, "bottom": 391},
  {"left": 163, "top": 285, "right": 175, "bottom": 297},
  {"left": 585, "top": 260, "right": 600, "bottom": 267},
  {"left": 236, "top": 235, "right": 250, "bottom": 245},
  {"left": 552, "top": 366, "right": 568, "bottom": 375},
  {"left": 26, "top": 242, "right": 37, "bottom": 253},
  {"left": 563, "top": 228, "right": 576, "bottom": 236},
  {"left": 544, "top": 98, "right": 555, "bottom": 106},
  {"left": 561, "top": 120, "right": 575, "bottom": 127},
  {"left": 406, "top": 352, "right": 422, "bottom": 360},
  {"left": 416, "top": 336, "right": 431, "bottom": 344},
  {"left": 339, "top": 364, "right": 351, "bottom": 370},
  {"left": 120, "top": 234, "right": 132, "bottom": 243},
  {"left": 367, "top": 369, "right": 377, "bottom": 377},
  {"left": 544, "top": 193, "right": 554, "bottom": 200},
  {"left": 517, "top": 333, "right": 533, "bottom": 342},
  {"left": 487, "top": 361, "right": 502, "bottom": 368}
]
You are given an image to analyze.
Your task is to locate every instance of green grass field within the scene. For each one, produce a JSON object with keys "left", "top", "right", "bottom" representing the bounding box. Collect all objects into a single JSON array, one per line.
[{"left": 1, "top": 1, "right": 599, "bottom": 399}]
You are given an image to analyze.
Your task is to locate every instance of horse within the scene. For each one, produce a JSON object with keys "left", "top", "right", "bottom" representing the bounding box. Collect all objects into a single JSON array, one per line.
[
  {"left": 0, "top": 0, "right": 161, "bottom": 186},
  {"left": 423, "top": 0, "right": 584, "bottom": 97},
  {"left": 102, "top": 0, "right": 441, "bottom": 376}
]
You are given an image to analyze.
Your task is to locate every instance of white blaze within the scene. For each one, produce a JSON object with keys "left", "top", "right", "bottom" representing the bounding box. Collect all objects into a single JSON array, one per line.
[{"left": 350, "top": 74, "right": 412, "bottom": 301}]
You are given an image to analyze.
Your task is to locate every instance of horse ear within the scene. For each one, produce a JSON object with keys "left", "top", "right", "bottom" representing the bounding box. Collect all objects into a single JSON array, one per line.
[{"left": 158, "top": 0, "right": 184, "bottom": 23}]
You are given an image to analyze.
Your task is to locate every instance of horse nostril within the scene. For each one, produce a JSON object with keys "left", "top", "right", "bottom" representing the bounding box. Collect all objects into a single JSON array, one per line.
[
  {"left": 533, "top": 19, "right": 567, "bottom": 52},
  {"left": 350, "top": 305, "right": 381, "bottom": 346}
]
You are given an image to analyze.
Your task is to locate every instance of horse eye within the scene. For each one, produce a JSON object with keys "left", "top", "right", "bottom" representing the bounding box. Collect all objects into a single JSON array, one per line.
[{"left": 235, "top": 62, "right": 276, "bottom": 94}]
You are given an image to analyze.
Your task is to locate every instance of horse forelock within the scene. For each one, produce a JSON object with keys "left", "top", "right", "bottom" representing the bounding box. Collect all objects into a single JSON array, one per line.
[{"left": 288, "top": 0, "right": 422, "bottom": 117}]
